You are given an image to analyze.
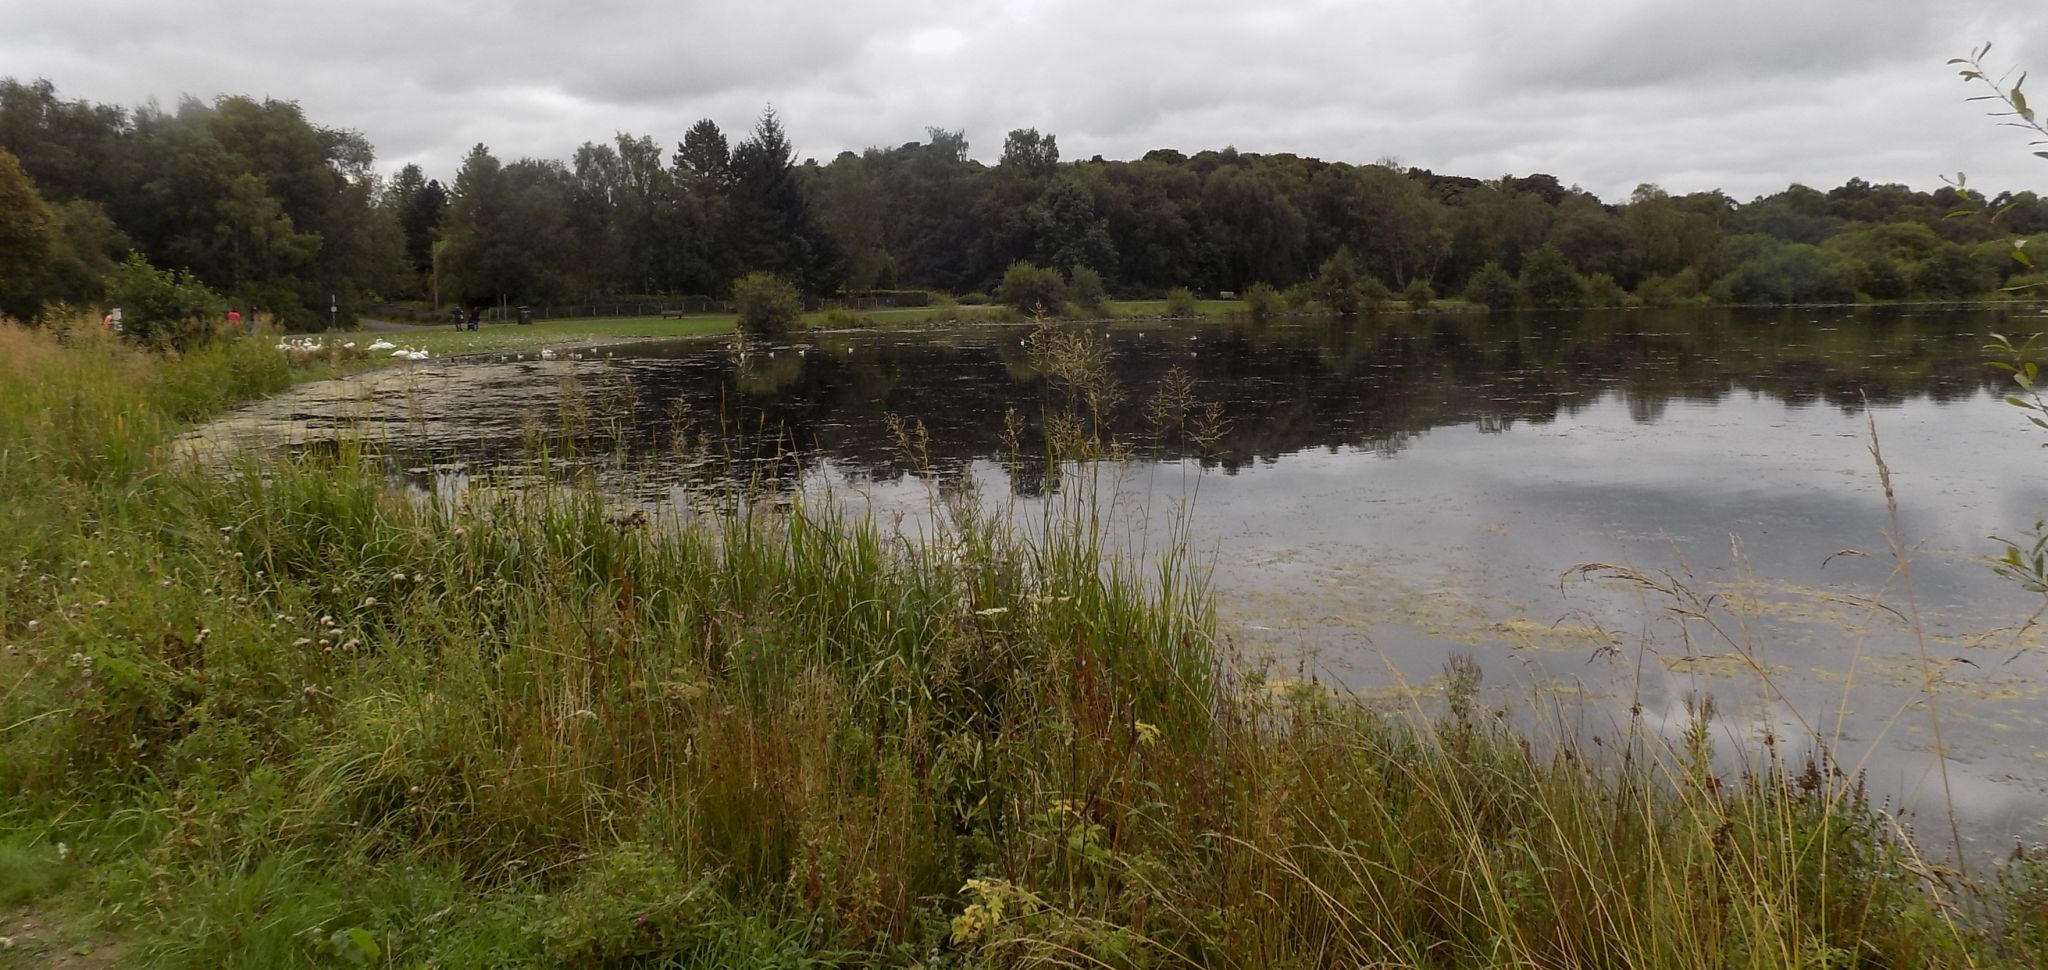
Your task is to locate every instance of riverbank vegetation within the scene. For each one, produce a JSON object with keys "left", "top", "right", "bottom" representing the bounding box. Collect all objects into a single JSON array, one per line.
[
  {"left": 4, "top": 322, "right": 2048, "bottom": 967},
  {"left": 6, "top": 79, "right": 2048, "bottom": 335}
]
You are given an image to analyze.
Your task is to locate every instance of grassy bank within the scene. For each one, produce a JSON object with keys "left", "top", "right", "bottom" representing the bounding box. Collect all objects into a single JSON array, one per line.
[
  {"left": 3, "top": 322, "right": 2048, "bottom": 968},
  {"left": 371, "top": 299, "right": 1255, "bottom": 357}
]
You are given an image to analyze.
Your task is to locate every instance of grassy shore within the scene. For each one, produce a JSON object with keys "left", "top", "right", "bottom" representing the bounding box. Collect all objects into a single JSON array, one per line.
[
  {"left": 366, "top": 299, "right": 1258, "bottom": 357},
  {"left": 3, "top": 321, "right": 2047, "bottom": 968}
]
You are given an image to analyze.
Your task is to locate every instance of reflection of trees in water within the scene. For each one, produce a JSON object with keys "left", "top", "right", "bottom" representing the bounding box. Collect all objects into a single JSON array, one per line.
[{"left": 451, "top": 307, "right": 2014, "bottom": 497}]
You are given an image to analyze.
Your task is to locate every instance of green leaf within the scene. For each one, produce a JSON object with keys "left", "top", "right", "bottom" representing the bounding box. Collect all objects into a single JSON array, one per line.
[{"left": 329, "top": 928, "right": 380, "bottom": 965}]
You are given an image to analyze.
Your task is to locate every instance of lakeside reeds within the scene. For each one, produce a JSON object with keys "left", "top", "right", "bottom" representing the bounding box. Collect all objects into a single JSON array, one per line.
[{"left": 2, "top": 320, "right": 2046, "bottom": 968}]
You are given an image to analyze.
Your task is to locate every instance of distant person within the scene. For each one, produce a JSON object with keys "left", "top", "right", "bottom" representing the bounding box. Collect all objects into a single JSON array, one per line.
[
  {"left": 101, "top": 311, "right": 113, "bottom": 332},
  {"left": 452, "top": 306, "right": 465, "bottom": 330},
  {"left": 466, "top": 307, "right": 481, "bottom": 331},
  {"left": 226, "top": 308, "right": 241, "bottom": 329}
]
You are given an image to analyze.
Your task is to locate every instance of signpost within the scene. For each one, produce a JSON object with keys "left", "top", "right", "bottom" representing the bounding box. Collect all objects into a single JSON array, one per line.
[{"left": 329, "top": 294, "right": 338, "bottom": 331}]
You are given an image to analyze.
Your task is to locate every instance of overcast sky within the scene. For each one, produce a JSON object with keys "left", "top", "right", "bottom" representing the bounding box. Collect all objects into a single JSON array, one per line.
[{"left": 5, "top": 0, "right": 2044, "bottom": 201}]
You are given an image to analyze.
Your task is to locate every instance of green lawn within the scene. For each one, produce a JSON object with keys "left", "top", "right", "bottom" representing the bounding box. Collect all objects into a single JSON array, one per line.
[
  {"left": 364, "top": 299, "right": 1251, "bottom": 357},
  {"left": 372, "top": 316, "right": 738, "bottom": 356}
]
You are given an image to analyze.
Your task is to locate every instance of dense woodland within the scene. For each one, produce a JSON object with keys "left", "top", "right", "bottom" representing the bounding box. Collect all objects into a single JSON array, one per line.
[{"left": 2, "top": 77, "right": 2046, "bottom": 328}]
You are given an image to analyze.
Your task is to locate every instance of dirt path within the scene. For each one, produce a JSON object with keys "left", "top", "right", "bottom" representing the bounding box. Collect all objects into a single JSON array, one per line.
[{"left": 0, "top": 908, "right": 125, "bottom": 969}]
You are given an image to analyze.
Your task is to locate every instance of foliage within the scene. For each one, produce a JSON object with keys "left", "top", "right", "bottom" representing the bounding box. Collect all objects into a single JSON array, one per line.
[
  {"left": 1065, "top": 264, "right": 1107, "bottom": 314},
  {"left": 3, "top": 327, "right": 2048, "bottom": 966},
  {"left": 8, "top": 74, "right": 2048, "bottom": 328},
  {"left": 1582, "top": 271, "right": 1628, "bottom": 307},
  {"left": 1518, "top": 243, "right": 1585, "bottom": 307},
  {"left": 1310, "top": 245, "right": 1383, "bottom": 315},
  {"left": 1465, "top": 260, "right": 1520, "bottom": 310},
  {"left": 1244, "top": 281, "right": 1284, "bottom": 320},
  {"left": 995, "top": 260, "right": 1065, "bottom": 315},
  {"left": 1637, "top": 267, "right": 1706, "bottom": 306},
  {"left": 0, "top": 146, "right": 55, "bottom": 320},
  {"left": 731, "top": 270, "right": 802, "bottom": 338},
  {"left": 1402, "top": 276, "right": 1435, "bottom": 309},
  {"left": 106, "top": 252, "right": 226, "bottom": 347},
  {"left": 1163, "top": 286, "right": 1199, "bottom": 317}
]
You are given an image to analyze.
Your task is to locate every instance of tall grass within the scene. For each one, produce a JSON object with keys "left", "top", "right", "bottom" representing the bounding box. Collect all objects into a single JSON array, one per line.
[{"left": 2, "top": 320, "right": 2046, "bottom": 967}]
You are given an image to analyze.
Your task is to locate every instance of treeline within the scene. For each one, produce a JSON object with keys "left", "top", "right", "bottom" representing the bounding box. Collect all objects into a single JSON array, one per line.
[{"left": 3, "top": 76, "right": 2047, "bottom": 329}]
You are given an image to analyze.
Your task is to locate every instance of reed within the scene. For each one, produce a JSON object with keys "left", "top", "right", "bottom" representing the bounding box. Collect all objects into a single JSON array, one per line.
[{"left": 1, "top": 319, "right": 2044, "bottom": 968}]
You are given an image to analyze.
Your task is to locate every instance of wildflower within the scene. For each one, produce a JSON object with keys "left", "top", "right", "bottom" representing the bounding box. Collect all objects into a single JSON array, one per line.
[
  {"left": 293, "top": 638, "right": 313, "bottom": 647},
  {"left": 1134, "top": 720, "right": 1162, "bottom": 747},
  {"left": 361, "top": 596, "right": 378, "bottom": 608},
  {"left": 391, "top": 571, "right": 407, "bottom": 582}
]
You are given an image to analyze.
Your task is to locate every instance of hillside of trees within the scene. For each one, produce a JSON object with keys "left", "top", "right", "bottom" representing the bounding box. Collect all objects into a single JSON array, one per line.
[{"left": 2, "top": 76, "right": 2045, "bottom": 329}]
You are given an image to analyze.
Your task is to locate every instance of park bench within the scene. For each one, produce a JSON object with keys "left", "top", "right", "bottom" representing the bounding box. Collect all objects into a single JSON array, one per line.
[{"left": 659, "top": 308, "right": 689, "bottom": 319}]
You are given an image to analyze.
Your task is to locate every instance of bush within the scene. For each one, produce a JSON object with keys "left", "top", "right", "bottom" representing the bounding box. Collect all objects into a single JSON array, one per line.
[
  {"left": 1465, "top": 261, "right": 1520, "bottom": 310},
  {"left": 815, "top": 307, "right": 876, "bottom": 329},
  {"left": 1402, "top": 278, "right": 1435, "bottom": 310},
  {"left": 1311, "top": 247, "right": 1385, "bottom": 316},
  {"left": 1582, "top": 272, "right": 1628, "bottom": 307},
  {"left": 106, "top": 252, "right": 226, "bottom": 348},
  {"left": 957, "top": 291, "right": 989, "bottom": 306},
  {"left": 731, "top": 271, "right": 802, "bottom": 338},
  {"left": 1245, "top": 282, "right": 1283, "bottom": 321},
  {"left": 1164, "top": 287, "right": 1199, "bottom": 317},
  {"left": 1066, "top": 266, "right": 1108, "bottom": 315},
  {"left": 997, "top": 261, "right": 1067, "bottom": 316},
  {"left": 1637, "top": 268, "right": 1705, "bottom": 306},
  {"left": 1518, "top": 244, "right": 1585, "bottom": 308}
]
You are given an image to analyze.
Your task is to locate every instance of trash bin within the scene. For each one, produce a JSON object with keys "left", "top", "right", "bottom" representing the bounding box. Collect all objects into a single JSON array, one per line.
[{"left": 517, "top": 305, "right": 533, "bottom": 326}]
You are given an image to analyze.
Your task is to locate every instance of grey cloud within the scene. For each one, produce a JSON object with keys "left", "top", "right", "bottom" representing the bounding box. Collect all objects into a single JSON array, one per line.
[{"left": 0, "top": 0, "right": 2043, "bottom": 200}]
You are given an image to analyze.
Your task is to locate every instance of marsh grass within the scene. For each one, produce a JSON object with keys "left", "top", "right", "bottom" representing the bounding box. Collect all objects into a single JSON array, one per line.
[{"left": 2, "top": 320, "right": 2048, "bottom": 967}]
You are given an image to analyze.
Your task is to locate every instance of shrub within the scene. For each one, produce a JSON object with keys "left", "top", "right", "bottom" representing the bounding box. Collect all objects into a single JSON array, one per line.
[
  {"left": 1465, "top": 261, "right": 1521, "bottom": 311},
  {"left": 1066, "top": 265, "right": 1108, "bottom": 315},
  {"left": 957, "top": 291, "right": 989, "bottom": 306},
  {"left": 731, "top": 271, "right": 802, "bottom": 338},
  {"left": 106, "top": 252, "right": 226, "bottom": 348},
  {"left": 1402, "top": 278, "right": 1435, "bottom": 310},
  {"left": 815, "top": 307, "right": 876, "bottom": 329},
  {"left": 1357, "top": 277, "right": 1390, "bottom": 313},
  {"left": 1582, "top": 272, "right": 1628, "bottom": 307},
  {"left": 1637, "top": 268, "right": 1705, "bottom": 306},
  {"left": 1518, "top": 244, "right": 1585, "bottom": 308},
  {"left": 997, "top": 261, "right": 1067, "bottom": 316},
  {"left": 1244, "top": 282, "right": 1283, "bottom": 321},
  {"left": 1164, "top": 287, "right": 1199, "bottom": 317},
  {"left": 1311, "top": 246, "right": 1383, "bottom": 316}
]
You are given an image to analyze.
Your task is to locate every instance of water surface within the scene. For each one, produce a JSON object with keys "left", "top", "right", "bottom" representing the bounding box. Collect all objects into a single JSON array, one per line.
[{"left": 189, "top": 306, "right": 2048, "bottom": 848}]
